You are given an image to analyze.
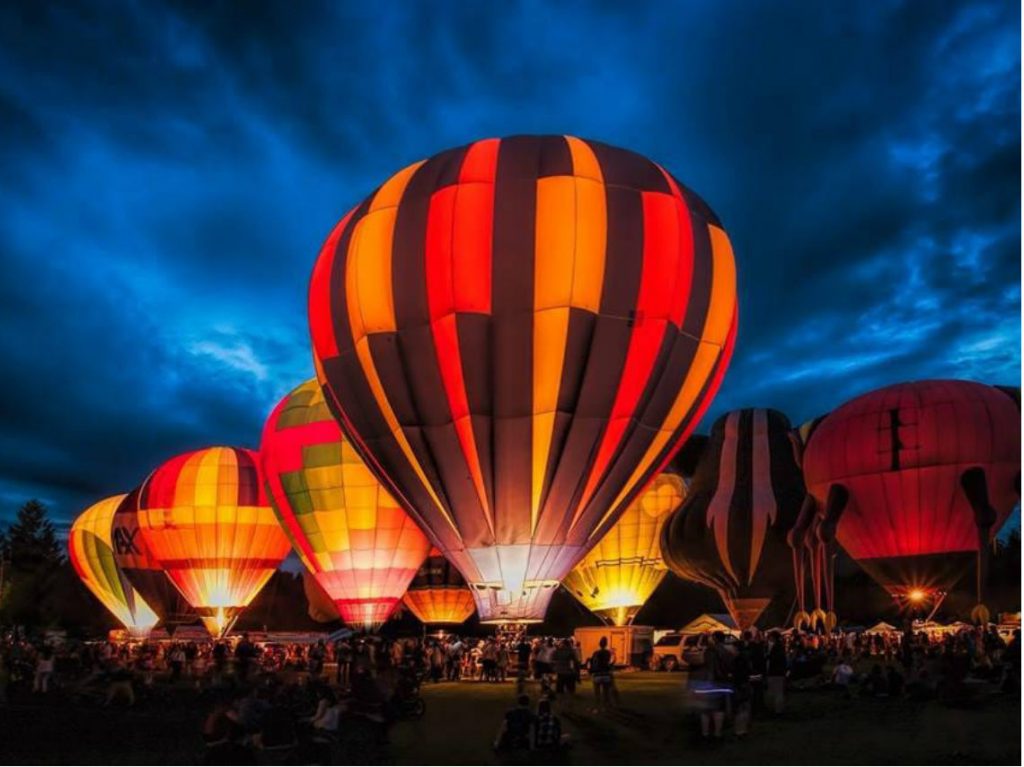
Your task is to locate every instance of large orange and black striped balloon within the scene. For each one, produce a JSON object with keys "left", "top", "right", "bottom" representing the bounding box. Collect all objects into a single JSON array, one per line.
[{"left": 309, "top": 136, "right": 738, "bottom": 622}]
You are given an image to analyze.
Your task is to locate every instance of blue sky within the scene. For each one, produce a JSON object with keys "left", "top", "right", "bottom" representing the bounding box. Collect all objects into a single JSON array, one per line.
[{"left": 0, "top": 0, "right": 1019, "bottom": 533}]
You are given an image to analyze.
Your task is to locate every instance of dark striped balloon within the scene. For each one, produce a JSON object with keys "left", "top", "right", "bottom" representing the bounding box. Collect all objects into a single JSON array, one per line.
[
  {"left": 661, "top": 409, "right": 804, "bottom": 629},
  {"left": 310, "top": 136, "right": 738, "bottom": 622},
  {"left": 111, "top": 487, "right": 193, "bottom": 628}
]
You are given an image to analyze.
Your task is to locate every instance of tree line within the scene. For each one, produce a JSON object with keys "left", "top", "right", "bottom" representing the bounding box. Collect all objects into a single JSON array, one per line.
[{"left": 0, "top": 499, "right": 1019, "bottom": 636}]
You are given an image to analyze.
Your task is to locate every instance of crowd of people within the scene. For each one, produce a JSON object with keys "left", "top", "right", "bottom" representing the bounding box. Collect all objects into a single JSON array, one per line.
[
  {"left": 0, "top": 621, "right": 1018, "bottom": 759},
  {"left": 683, "top": 624, "right": 1021, "bottom": 744}
]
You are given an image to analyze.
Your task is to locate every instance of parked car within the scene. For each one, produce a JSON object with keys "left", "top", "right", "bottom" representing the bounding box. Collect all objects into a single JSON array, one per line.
[{"left": 651, "top": 632, "right": 737, "bottom": 671}]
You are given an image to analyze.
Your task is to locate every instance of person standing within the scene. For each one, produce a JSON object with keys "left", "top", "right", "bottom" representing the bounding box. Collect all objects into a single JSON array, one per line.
[
  {"left": 235, "top": 633, "right": 256, "bottom": 683},
  {"left": 515, "top": 636, "right": 532, "bottom": 693},
  {"left": 587, "top": 637, "right": 615, "bottom": 712},
  {"left": 447, "top": 637, "right": 464, "bottom": 681},
  {"left": 553, "top": 639, "right": 577, "bottom": 699},
  {"left": 335, "top": 638, "right": 353, "bottom": 687},
  {"left": 731, "top": 639, "right": 753, "bottom": 738},
  {"left": 309, "top": 640, "right": 326, "bottom": 680},
  {"left": 765, "top": 631, "right": 788, "bottom": 715},
  {"left": 168, "top": 644, "right": 185, "bottom": 683},
  {"left": 33, "top": 647, "right": 54, "bottom": 693}
]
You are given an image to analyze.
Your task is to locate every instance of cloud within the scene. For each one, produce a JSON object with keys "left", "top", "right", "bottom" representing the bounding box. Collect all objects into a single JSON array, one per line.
[{"left": 0, "top": 0, "right": 1017, "bottom": 529}]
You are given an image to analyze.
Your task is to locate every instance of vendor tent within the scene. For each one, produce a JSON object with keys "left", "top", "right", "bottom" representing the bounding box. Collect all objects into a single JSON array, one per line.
[
  {"left": 680, "top": 613, "right": 738, "bottom": 635},
  {"left": 864, "top": 621, "right": 898, "bottom": 635}
]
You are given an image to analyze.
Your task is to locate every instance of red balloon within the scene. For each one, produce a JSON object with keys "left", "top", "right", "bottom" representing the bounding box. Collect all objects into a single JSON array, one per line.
[{"left": 802, "top": 380, "right": 1020, "bottom": 607}]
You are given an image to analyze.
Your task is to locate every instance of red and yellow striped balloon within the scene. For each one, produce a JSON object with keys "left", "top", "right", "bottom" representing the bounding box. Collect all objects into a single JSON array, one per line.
[
  {"left": 69, "top": 495, "right": 159, "bottom": 635},
  {"left": 310, "top": 136, "right": 738, "bottom": 622},
  {"left": 134, "top": 446, "right": 290, "bottom": 636},
  {"left": 261, "top": 380, "right": 431, "bottom": 631}
]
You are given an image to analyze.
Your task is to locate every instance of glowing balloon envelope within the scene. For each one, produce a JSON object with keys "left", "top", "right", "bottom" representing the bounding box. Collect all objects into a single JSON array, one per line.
[
  {"left": 403, "top": 548, "right": 476, "bottom": 625},
  {"left": 69, "top": 494, "right": 159, "bottom": 636},
  {"left": 563, "top": 472, "right": 686, "bottom": 626},
  {"left": 134, "top": 446, "right": 291, "bottom": 636},
  {"left": 309, "top": 135, "right": 738, "bottom": 621},
  {"left": 801, "top": 380, "right": 1020, "bottom": 617},
  {"left": 261, "top": 379, "right": 431, "bottom": 631}
]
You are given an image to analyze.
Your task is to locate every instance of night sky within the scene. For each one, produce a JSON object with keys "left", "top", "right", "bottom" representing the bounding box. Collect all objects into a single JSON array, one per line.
[{"left": 0, "top": 1, "right": 1019, "bottom": 534}]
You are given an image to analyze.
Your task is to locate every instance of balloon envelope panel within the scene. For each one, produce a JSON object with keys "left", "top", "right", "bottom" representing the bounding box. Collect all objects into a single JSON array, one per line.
[
  {"left": 563, "top": 472, "right": 685, "bottom": 626},
  {"left": 262, "top": 380, "right": 431, "bottom": 631},
  {"left": 69, "top": 494, "right": 159, "bottom": 634},
  {"left": 309, "top": 135, "right": 738, "bottom": 622}
]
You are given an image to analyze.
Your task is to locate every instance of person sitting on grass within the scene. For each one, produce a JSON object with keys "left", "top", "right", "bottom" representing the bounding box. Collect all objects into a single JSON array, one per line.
[
  {"left": 494, "top": 694, "right": 536, "bottom": 751},
  {"left": 253, "top": 690, "right": 298, "bottom": 753},
  {"left": 104, "top": 658, "right": 135, "bottom": 707},
  {"left": 862, "top": 664, "right": 888, "bottom": 697},
  {"left": 534, "top": 698, "right": 570, "bottom": 753},
  {"left": 886, "top": 665, "right": 905, "bottom": 697},
  {"left": 830, "top": 656, "right": 856, "bottom": 697},
  {"left": 203, "top": 693, "right": 241, "bottom": 747},
  {"left": 310, "top": 688, "right": 344, "bottom": 736}
]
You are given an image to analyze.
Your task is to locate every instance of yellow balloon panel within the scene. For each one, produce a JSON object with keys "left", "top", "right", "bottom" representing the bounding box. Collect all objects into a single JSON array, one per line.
[
  {"left": 68, "top": 494, "right": 159, "bottom": 634},
  {"left": 563, "top": 472, "right": 685, "bottom": 625}
]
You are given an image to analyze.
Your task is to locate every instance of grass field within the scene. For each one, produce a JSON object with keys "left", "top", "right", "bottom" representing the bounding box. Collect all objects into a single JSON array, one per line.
[
  {"left": 392, "top": 672, "right": 1022, "bottom": 765},
  {"left": 0, "top": 672, "right": 1018, "bottom": 764}
]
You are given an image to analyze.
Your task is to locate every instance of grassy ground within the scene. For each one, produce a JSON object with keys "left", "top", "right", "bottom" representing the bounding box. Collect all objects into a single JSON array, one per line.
[
  {"left": 0, "top": 672, "right": 1018, "bottom": 764},
  {"left": 392, "top": 672, "right": 1022, "bottom": 766}
]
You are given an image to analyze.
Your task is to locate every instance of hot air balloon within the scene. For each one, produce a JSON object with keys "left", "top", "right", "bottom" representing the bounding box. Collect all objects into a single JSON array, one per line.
[
  {"left": 403, "top": 548, "right": 476, "bottom": 625},
  {"left": 309, "top": 135, "right": 738, "bottom": 622},
  {"left": 563, "top": 471, "right": 686, "bottom": 626},
  {"left": 800, "top": 380, "right": 1021, "bottom": 623},
  {"left": 661, "top": 409, "right": 804, "bottom": 629},
  {"left": 261, "top": 380, "right": 431, "bottom": 631},
  {"left": 111, "top": 487, "right": 192, "bottom": 628},
  {"left": 303, "top": 570, "right": 341, "bottom": 623},
  {"left": 134, "top": 447, "right": 291, "bottom": 636},
  {"left": 69, "top": 495, "right": 159, "bottom": 636}
]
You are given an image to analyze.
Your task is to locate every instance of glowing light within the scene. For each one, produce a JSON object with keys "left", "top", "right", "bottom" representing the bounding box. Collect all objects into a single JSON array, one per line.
[
  {"left": 908, "top": 589, "right": 927, "bottom": 603},
  {"left": 564, "top": 473, "right": 686, "bottom": 626},
  {"left": 201, "top": 607, "right": 233, "bottom": 638}
]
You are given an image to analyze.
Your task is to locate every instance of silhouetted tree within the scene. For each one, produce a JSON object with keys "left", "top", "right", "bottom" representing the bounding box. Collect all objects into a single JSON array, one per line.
[{"left": 0, "top": 499, "right": 67, "bottom": 631}]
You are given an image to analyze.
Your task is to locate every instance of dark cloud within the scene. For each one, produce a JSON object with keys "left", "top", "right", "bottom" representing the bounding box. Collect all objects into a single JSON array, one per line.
[{"left": 0, "top": 0, "right": 1018, "bottom": 530}]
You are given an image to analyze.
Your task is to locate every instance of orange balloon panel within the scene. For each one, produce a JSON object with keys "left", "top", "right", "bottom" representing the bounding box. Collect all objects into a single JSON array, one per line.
[
  {"left": 69, "top": 494, "right": 159, "bottom": 634},
  {"left": 403, "top": 589, "right": 476, "bottom": 626},
  {"left": 310, "top": 136, "right": 738, "bottom": 622},
  {"left": 135, "top": 447, "right": 290, "bottom": 628},
  {"left": 261, "top": 380, "right": 431, "bottom": 631},
  {"left": 563, "top": 472, "right": 685, "bottom": 626},
  {"left": 402, "top": 549, "right": 476, "bottom": 625}
]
